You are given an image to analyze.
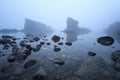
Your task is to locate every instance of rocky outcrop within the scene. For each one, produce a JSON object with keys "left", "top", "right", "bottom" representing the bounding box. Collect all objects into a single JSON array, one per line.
[
  {"left": 64, "top": 17, "right": 91, "bottom": 42},
  {"left": 64, "top": 17, "right": 91, "bottom": 34},
  {"left": 24, "top": 19, "right": 54, "bottom": 37},
  {"left": 105, "top": 22, "right": 120, "bottom": 43},
  {"left": 74, "top": 57, "right": 120, "bottom": 80}
]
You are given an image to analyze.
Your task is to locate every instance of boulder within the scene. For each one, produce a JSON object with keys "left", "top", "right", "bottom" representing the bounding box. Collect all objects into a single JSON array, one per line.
[
  {"left": 24, "top": 60, "right": 37, "bottom": 69},
  {"left": 52, "top": 35, "right": 60, "bottom": 43},
  {"left": 88, "top": 51, "right": 96, "bottom": 57},
  {"left": 54, "top": 58, "right": 65, "bottom": 65},
  {"left": 97, "top": 36, "right": 114, "bottom": 46}
]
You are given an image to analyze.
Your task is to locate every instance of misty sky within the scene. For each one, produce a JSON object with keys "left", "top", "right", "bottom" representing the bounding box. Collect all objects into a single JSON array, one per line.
[{"left": 0, "top": 0, "right": 120, "bottom": 31}]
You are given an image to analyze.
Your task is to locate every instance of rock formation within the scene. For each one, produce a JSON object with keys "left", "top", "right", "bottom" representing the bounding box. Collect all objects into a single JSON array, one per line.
[
  {"left": 63, "top": 17, "right": 91, "bottom": 42},
  {"left": 105, "top": 22, "right": 120, "bottom": 43},
  {"left": 24, "top": 19, "right": 54, "bottom": 37}
]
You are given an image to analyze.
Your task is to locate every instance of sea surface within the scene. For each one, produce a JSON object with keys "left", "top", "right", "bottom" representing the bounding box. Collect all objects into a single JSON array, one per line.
[{"left": 0, "top": 31, "right": 119, "bottom": 80}]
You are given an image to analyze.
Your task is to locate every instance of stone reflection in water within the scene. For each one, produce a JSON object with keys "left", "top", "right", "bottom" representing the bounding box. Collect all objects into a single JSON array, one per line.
[
  {"left": 63, "top": 17, "right": 91, "bottom": 42},
  {"left": 64, "top": 32, "right": 80, "bottom": 42}
]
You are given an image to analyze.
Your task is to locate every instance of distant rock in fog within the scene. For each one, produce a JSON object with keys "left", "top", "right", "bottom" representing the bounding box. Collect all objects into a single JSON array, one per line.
[
  {"left": 24, "top": 19, "right": 54, "bottom": 37},
  {"left": 64, "top": 17, "right": 91, "bottom": 34},
  {"left": 105, "top": 22, "right": 120, "bottom": 43},
  {"left": 63, "top": 17, "right": 91, "bottom": 42},
  {"left": 0, "top": 29, "right": 19, "bottom": 33}
]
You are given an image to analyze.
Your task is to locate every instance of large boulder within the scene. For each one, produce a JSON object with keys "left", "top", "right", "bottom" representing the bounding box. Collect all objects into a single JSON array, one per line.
[
  {"left": 97, "top": 36, "right": 114, "bottom": 46},
  {"left": 74, "top": 57, "right": 119, "bottom": 80}
]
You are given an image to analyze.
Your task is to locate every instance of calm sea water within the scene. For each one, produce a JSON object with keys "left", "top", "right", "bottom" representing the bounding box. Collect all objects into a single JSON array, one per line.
[{"left": 0, "top": 31, "right": 119, "bottom": 80}]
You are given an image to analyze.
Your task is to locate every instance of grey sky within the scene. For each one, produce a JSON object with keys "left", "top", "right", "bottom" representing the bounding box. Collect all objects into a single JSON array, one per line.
[{"left": 0, "top": 0, "right": 120, "bottom": 31}]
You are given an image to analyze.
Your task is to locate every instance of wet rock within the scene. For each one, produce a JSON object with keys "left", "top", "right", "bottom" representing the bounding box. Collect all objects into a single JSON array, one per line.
[
  {"left": 23, "top": 37, "right": 27, "bottom": 40},
  {"left": 97, "top": 36, "right": 114, "bottom": 46},
  {"left": 54, "top": 58, "right": 65, "bottom": 65},
  {"left": 75, "top": 57, "right": 117, "bottom": 80},
  {"left": 111, "top": 50, "right": 120, "bottom": 72},
  {"left": 3, "top": 44, "right": 10, "bottom": 50},
  {"left": 61, "top": 37, "right": 64, "bottom": 39},
  {"left": 1, "top": 64, "right": 12, "bottom": 73},
  {"left": 112, "top": 46, "right": 115, "bottom": 48},
  {"left": 46, "top": 42, "right": 51, "bottom": 46},
  {"left": 10, "top": 41, "right": 17, "bottom": 47},
  {"left": 54, "top": 45, "right": 57, "bottom": 48},
  {"left": 24, "top": 60, "right": 37, "bottom": 69},
  {"left": 58, "top": 42, "right": 63, "bottom": 45},
  {"left": 33, "top": 45, "right": 41, "bottom": 52},
  {"left": 2, "top": 54, "right": 6, "bottom": 56},
  {"left": 111, "top": 50, "right": 120, "bottom": 61},
  {"left": 33, "top": 37, "right": 40, "bottom": 42},
  {"left": 33, "top": 67, "right": 47, "bottom": 80},
  {"left": 52, "top": 35, "right": 60, "bottom": 43},
  {"left": 12, "top": 47, "right": 19, "bottom": 54},
  {"left": 1, "top": 35, "right": 14, "bottom": 39},
  {"left": 65, "top": 42, "right": 72, "bottom": 46},
  {"left": 7, "top": 54, "right": 16, "bottom": 62},
  {"left": 19, "top": 40, "right": 26, "bottom": 47},
  {"left": 12, "top": 37, "right": 17, "bottom": 41},
  {"left": 88, "top": 51, "right": 96, "bottom": 56},
  {"left": 29, "top": 40, "right": 34, "bottom": 43},
  {"left": 114, "top": 59, "right": 120, "bottom": 71},
  {"left": 44, "top": 36, "right": 47, "bottom": 38},
  {"left": 12, "top": 47, "right": 31, "bottom": 61},
  {"left": 0, "top": 39, "right": 11, "bottom": 45},
  {"left": 40, "top": 41, "right": 45, "bottom": 45},
  {"left": 13, "top": 67, "right": 24, "bottom": 75},
  {"left": 25, "top": 44, "right": 32, "bottom": 51},
  {"left": 54, "top": 47, "right": 61, "bottom": 52}
]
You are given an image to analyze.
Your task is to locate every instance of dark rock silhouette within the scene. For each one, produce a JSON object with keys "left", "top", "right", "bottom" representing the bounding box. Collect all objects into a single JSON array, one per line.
[
  {"left": 24, "top": 19, "right": 54, "bottom": 37},
  {"left": 0, "top": 29, "right": 19, "bottom": 33},
  {"left": 63, "top": 17, "right": 91, "bottom": 42},
  {"left": 105, "top": 22, "right": 120, "bottom": 43},
  {"left": 51, "top": 35, "right": 61, "bottom": 43},
  {"left": 97, "top": 36, "right": 114, "bottom": 46}
]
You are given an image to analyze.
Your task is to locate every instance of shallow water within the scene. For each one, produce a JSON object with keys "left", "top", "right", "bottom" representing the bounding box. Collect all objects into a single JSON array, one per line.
[{"left": 0, "top": 31, "right": 119, "bottom": 80}]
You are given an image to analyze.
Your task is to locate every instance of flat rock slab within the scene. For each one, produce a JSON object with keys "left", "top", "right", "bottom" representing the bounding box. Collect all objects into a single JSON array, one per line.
[{"left": 75, "top": 57, "right": 119, "bottom": 80}]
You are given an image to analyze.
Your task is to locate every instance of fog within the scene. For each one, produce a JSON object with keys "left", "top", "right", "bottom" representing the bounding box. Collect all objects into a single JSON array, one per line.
[{"left": 0, "top": 0, "right": 120, "bottom": 31}]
